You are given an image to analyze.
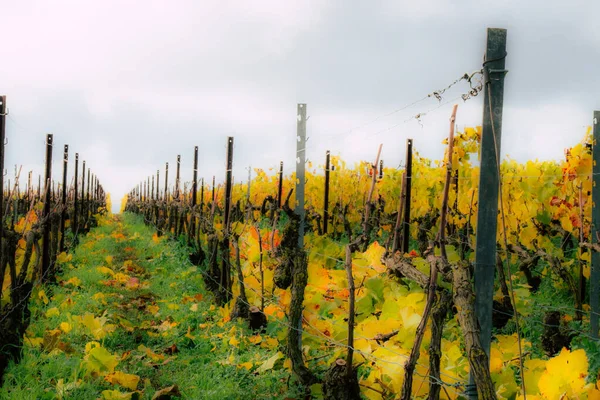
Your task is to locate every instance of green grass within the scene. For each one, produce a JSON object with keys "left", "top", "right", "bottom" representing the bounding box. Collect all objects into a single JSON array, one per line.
[{"left": 0, "top": 213, "right": 297, "bottom": 400}]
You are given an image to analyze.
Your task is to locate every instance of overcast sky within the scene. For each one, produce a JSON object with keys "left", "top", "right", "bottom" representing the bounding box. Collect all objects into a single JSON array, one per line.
[{"left": 2, "top": 0, "right": 599, "bottom": 213}]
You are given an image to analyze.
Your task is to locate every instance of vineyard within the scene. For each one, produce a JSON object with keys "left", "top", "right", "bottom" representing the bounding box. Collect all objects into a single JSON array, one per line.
[{"left": 1, "top": 28, "right": 600, "bottom": 400}]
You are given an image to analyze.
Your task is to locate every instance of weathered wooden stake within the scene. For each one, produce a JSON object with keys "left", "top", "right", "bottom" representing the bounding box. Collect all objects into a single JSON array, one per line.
[
  {"left": 401, "top": 138, "right": 413, "bottom": 253},
  {"left": 191, "top": 146, "right": 198, "bottom": 238},
  {"left": 591, "top": 110, "right": 600, "bottom": 338},
  {"left": 73, "top": 153, "right": 79, "bottom": 236},
  {"left": 221, "top": 137, "right": 234, "bottom": 301},
  {"left": 469, "top": 27, "right": 507, "bottom": 400},
  {"left": 176, "top": 155, "right": 181, "bottom": 200},
  {"left": 164, "top": 162, "right": 169, "bottom": 200},
  {"left": 59, "top": 145, "right": 68, "bottom": 252},
  {"left": 41, "top": 134, "right": 54, "bottom": 281},
  {"left": 277, "top": 161, "right": 283, "bottom": 209},
  {"left": 324, "top": 150, "right": 331, "bottom": 234},
  {"left": 0, "top": 95, "right": 5, "bottom": 233},
  {"left": 296, "top": 104, "right": 307, "bottom": 248}
]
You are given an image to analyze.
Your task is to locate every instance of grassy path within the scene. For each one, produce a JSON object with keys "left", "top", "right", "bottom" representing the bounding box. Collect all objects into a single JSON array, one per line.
[{"left": 1, "top": 214, "right": 291, "bottom": 399}]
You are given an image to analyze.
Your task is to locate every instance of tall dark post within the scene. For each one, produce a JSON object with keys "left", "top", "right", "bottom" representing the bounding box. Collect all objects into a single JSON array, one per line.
[
  {"left": 0, "top": 96, "right": 6, "bottom": 234},
  {"left": 27, "top": 171, "right": 32, "bottom": 199},
  {"left": 191, "top": 146, "right": 198, "bottom": 239},
  {"left": 200, "top": 177, "right": 205, "bottom": 213},
  {"left": 224, "top": 139, "right": 234, "bottom": 229},
  {"left": 73, "top": 154, "right": 79, "bottom": 237},
  {"left": 591, "top": 111, "right": 600, "bottom": 338},
  {"left": 81, "top": 160, "right": 86, "bottom": 229},
  {"left": 221, "top": 137, "right": 234, "bottom": 301},
  {"left": 277, "top": 161, "right": 283, "bottom": 209},
  {"left": 294, "top": 103, "right": 308, "bottom": 355},
  {"left": 151, "top": 175, "right": 155, "bottom": 201},
  {"left": 212, "top": 176, "right": 216, "bottom": 203},
  {"left": 59, "top": 145, "right": 68, "bottom": 252},
  {"left": 296, "top": 104, "right": 307, "bottom": 248},
  {"left": 323, "top": 151, "right": 331, "bottom": 234},
  {"left": 41, "top": 134, "right": 54, "bottom": 281},
  {"left": 469, "top": 28, "right": 507, "bottom": 399},
  {"left": 401, "top": 139, "right": 413, "bottom": 253},
  {"left": 379, "top": 159, "right": 384, "bottom": 180},
  {"left": 86, "top": 168, "right": 91, "bottom": 221},
  {"left": 156, "top": 170, "right": 160, "bottom": 201},
  {"left": 163, "top": 162, "right": 168, "bottom": 200},
  {"left": 175, "top": 155, "right": 181, "bottom": 200}
]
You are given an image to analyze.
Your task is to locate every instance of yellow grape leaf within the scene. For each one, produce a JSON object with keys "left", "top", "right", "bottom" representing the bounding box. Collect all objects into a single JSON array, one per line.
[
  {"left": 238, "top": 361, "right": 254, "bottom": 370},
  {"left": 138, "top": 345, "right": 165, "bottom": 362},
  {"left": 97, "top": 267, "right": 115, "bottom": 276},
  {"left": 249, "top": 335, "right": 262, "bottom": 345},
  {"left": 105, "top": 371, "right": 140, "bottom": 390},
  {"left": 229, "top": 337, "right": 240, "bottom": 347},
  {"left": 82, "top": 313, "right": 116, "bottom": 340},
  {"left": 588, "top": 384, "right": 600, "bottom": 400},
  {"left": 152, "top": 385, "right": 181, "bottom": 400},
  {"left": 24, "top": 335, "right": 43, "bottom": 348},
  {"left": 101, "top": 390, "right": 133, "bottom": 400},
  {"left": 57, "top": 252, "right": 72, "bottom": 263},
  {"left": 105, "top": 256, "right": 113, "bottom": 265},
  {"left": 189, "top": 303, "right": 198, "bottom": 312},
  {"left": 46, "top": 307, "right": 60, "bottom": 318},
  {"left": 60, "top": 322, "right": 72, "bottom": 333},
  {"left": 82, "top": 344, "right": 119, "bottom": 376},
  {"left": 63, "top": 277, "right": 82, "bottom": 287},
  {"left": 55, "top": 378, "right": 81, "bottom": 399},
  {"left": 147, "top": 305, "right": 160, "bottom": 315},
  {"left": 560, "top": 214, "right": 574, "bottom": 233},
  {"left": 359, "top": 241, "right": 386, "bottom": 274},
  {"left": 114, "top": 273, "right": 130, "bottom": 283},
  {"left": 38, "top": 290, "right": 49, "bottom": 305},
  {"left": 264, "top": 304, "right": 284, "bottom": 319},
  {"left": 538, "top": 348, "right": 588, "bottom": 399},
  {"left": 260, "top": 337, "right": 279, "bottom": 349},
  {"left": 256, "top": 352, "right": 283, "bottom": 374},
  {"left": 489, "top": 348, "right": 503, "bottom": 373}
]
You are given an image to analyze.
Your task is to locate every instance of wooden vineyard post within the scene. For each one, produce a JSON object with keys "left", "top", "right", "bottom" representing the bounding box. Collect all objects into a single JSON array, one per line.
[
  {"left": 151, "top": 175, "right": 155, "bottom": 201},
  {"left": 221, "top": 137, "right": 234, "bottom": 303},
  {"left": 592, "top": 110, "right": 600, "bottom": 338},
  {"left": 401, "top": 138, "right": 413, "bottom": 253},
  {"left": 156, "top": 169, "right": 160, "bottom": 201},
  {"left": 277, "top": 161, "right": 283, "bottom": 209},
  {"left": 191, "top": 146, "right": 198, "bottom": 240},
  {"left": 59, "top": 145, "right": 68, "bottom": 252},
  {"left": 164, "top": 162, "right": 169, "bottom": 200},
  {"left": 200, "top": 177, "right": 204, "bottom": 216},
  {"left": 246, "top": 165, "right": 251, "bottom": 220},
  {"left": 296, "top": 103, "right": 307, "bottom": 344},
  {"left": 81, "top": 161, "right": 86, "bottom": 229},
  {"left": 73, "top": 153, "right": 79, "bottom": 239},
  {"left": 323, "top": 150, "right": 331, "bottom": 234},
  {"left": 41, "top": 134, "right": 54, "bottom": 282},
  {"left": 0, "top": 95, "right": 6, "bottom": 235},
  {"left": 87, "top": 168, "right": 91, "bottom": 223},
  {"left": 175, "top": 155, "right": 181, "bottom": 200},
  {"left": 296, "top": 104, "right": 307, "bottom": 248},
  {"left": 155, "top": 169, "right": 160, "bottom": 226},
  {"left": 212, "top": 176, "right": 216, "bottom": 204},
  {"left": 469, "top": 27, "right": 507, "bottom": 399}
]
